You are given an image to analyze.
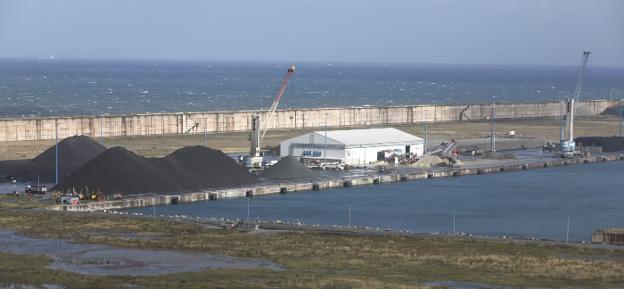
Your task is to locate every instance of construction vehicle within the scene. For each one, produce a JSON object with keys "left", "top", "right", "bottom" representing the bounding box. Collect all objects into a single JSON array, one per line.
[
  {"left": 560, "top": 51, "right": 591, "bottom": 157},
  {"left": 244, "top": 65, "right": 296, "bottom": 170}
]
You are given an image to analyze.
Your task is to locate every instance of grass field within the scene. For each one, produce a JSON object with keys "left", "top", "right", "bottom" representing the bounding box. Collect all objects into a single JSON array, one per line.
[{"left": 1, "top": 208, "right": 624, "bottom": 289}]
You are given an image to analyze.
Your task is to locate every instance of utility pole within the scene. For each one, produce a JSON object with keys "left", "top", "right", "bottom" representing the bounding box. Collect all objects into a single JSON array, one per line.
[
  {"left": 324, "top": 113, "right": 328, "bottom": 162},
  {"left": 348, "top": 204, "right": 351, "bottom": 227},
  {"left": 490, "top": 96, "right": 496, "bottom": 152},
  {"left": 620, "top": 101, "right": 624, "bottom": 137},
  {"left": 566, "top": 217, "right": 570, "bottom": 243},
  {"left": 100, "top": 113, "right": 104, "bottom": 144},
  {"left": 424, "top": 121, "right": 428, "bottom": 154},
  {"left": 247, "top": 199, "right": 250, "bottom": 221},
  {"left": 55, "top": 122, "right": 59, "bottom": 185},
  {"left": 203, "top": 118, "right": 208, "bottom": 147},
  {"left": 559, "top": 100, "right": 565, "bottom": 143},
  {"left": 452, "top": 209, "right": 456, "bottom": 237}
]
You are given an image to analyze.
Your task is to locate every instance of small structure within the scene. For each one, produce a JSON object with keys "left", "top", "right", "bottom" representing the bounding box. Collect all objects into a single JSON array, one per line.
[
  {"left": 592, "top": 228, "right": 624, "bottom": 245},
  {"left": 280, "top": 128, "right": 424, "bottom": 165}
]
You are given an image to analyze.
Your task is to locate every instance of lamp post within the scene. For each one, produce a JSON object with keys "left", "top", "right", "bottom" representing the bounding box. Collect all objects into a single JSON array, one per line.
[
  {"left": 324, "top": 112, "right": 328, "bottom": 163},
  {"left": 490, "top": 96, "right": 496, "bottom": 152},
  {"left": 203, "top": 118, "right": 208, "bottom": 147},
  {"left": 55, "top": 123, "right": 59, "bottom": 185}
]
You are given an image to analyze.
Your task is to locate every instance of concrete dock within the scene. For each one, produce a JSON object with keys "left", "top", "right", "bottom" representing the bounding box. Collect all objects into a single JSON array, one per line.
[{"left": 50, "top": 152, "right": 624, "bottom": 212}]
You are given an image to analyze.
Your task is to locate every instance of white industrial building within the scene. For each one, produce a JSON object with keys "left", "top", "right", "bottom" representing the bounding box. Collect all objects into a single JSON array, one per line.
[{"left": 279, "top": 128, "right": 424, "bottom": 165}]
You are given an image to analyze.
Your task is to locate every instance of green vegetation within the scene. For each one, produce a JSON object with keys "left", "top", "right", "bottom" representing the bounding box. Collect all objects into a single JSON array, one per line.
[
  {"left": 1, "top": 208, "right": 624, "bottom": 289},
  {"left": 0, "top": 194, "right": 51, "bottom": 209}
]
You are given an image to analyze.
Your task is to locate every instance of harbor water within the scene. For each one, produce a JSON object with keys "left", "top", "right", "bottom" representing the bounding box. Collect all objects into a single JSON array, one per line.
[{"left": 124, "top": 161, "right": 624, "bottom": 242}]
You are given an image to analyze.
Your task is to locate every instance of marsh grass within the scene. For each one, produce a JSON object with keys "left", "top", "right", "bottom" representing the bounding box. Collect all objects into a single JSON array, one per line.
[{"left": 1, "top": 208, "right": 623, "bottom": 289}]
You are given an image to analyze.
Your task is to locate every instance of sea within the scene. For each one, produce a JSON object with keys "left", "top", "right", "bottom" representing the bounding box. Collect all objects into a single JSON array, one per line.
[
  {"left": 1, "top": 58, "right": 623, "bottom": 118},
  {"left": 124, "top": 161, "right": 624, "bottom": 242}
]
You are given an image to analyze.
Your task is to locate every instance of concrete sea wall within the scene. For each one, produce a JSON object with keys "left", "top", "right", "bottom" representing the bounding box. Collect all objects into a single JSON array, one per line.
[{"left": 0, "top": 100, "right": 617, "bottom": 142}]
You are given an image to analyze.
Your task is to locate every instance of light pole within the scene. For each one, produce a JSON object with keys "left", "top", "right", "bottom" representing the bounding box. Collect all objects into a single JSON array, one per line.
[
  {"left": 566, "top": 217, "right": 570, "bottom": 243},
  {"left": 55, "top": 123, "right": 59, "bottom": 185},
  {"left": 203, "top": 118, "right": 208, "bottom": 147},
  {"left": 452, "top": 209, "right": 456, "bottom": 237},
  {"left": 490, "top": 96, "right": 496, "bottom": 152},
  {"left": 324, "top": 112, "right": 328, "bottom": 163},
  {"left": 348, "top": 204, "right": 351, "bottom": 227},
  {"left": 247, "top": 199, "right": 250, "bottom": 221},
  {"left": 100, "top": 112, "right": 104, "bottom": 144},
  {"left": 424, "top": 120, "right": 428, "bottom": 154}
]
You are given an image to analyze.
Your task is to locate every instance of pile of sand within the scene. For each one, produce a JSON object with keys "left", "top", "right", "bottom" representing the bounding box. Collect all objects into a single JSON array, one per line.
[
  {"left": 260, "top": 156, "right": 320, "bottom": 179},
  {"left": 55, "top": 146, "right": 258, "bottom": 194},
  {"left": 0, "top": 136, "right": 107, "bottom": 182},
  {"left": 575, "top": 136, "right": 624, "bottom": 152},
  {"left": 409, "top": 155, "right": 447, "bottom": 168}
]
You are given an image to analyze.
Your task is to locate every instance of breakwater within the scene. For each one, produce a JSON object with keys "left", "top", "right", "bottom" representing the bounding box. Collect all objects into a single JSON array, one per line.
[
  {"left": 50, "top": 153, "right": 624, "bottom": 212},
  {"left": 1, "top": 100, "right": 616, "bottom": 142}
]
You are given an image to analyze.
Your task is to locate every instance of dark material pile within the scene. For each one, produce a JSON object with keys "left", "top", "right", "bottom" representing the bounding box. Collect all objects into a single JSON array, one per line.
[
  {"left": 575, "top": 136, "right": 624, "bottom": 152},
  {"left": 601, "top": 104, "right": 624, "bottom": 117},
  {"left": 55, "top": 146, "right": 259, "bottom": 194},
  {"left": 260, "top": 156, "right": 320, "bottom": 179},
  {"left": 0, "top": 136, "right": 107, "bottom": 182}
]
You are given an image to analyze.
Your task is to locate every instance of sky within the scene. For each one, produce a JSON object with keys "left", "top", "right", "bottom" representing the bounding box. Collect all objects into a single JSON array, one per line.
[{"left": 0, "top": 0, "right": 623, "bottom": 66}]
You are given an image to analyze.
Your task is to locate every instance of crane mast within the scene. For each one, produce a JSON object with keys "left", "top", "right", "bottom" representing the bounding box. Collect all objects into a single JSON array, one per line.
[
  {"left": 247, "top": 65, "right": 296, "bottom": 169},
  {"left": 560, "top": 51, "right": 590, "bottom": 155}
]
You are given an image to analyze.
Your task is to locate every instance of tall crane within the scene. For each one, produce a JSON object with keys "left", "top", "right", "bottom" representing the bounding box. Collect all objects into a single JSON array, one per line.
[
  {"left": 246, "top": 65, "right": 296, "bottom": 169},
  {"left": 560, "top": 51, "right": 590, "bottom": 155}
]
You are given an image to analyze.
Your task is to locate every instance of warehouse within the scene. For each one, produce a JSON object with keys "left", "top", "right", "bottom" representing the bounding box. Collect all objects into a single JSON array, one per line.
[{"left": 279, "top": 128, "right": 424, "bottom": 165}]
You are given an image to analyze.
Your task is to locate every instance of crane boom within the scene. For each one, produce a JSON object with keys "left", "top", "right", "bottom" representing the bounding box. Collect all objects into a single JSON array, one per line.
[
  {"left": 573, "top": 51, "right": 591, "bottom": 102},
  {"left": 260, "top": 65, "right": 296, "bottom": 143},
  {"left": 247, "top": 65, "right": 296, "bottom": 169}
]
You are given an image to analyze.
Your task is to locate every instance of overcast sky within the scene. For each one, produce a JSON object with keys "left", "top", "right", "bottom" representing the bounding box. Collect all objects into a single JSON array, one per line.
[{"left": 0, "top": 0, "right": 622, "bottom": 66}]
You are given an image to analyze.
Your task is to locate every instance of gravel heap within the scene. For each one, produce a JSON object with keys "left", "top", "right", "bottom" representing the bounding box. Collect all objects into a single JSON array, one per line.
[
  {"left": 260, "top": 156, "right": 320, "bottom": 179},
  {"left": 575, "top": 136, "right": 624, "bottom": 152},
  {"left": 55, "top": 146, "right": 258, "bottom": 194},
  {"left": 0, "top": 135, "right": 107, "bottom": 182},
  {"left": 409, "top": 155, "right": 447, "bottom": 168}
]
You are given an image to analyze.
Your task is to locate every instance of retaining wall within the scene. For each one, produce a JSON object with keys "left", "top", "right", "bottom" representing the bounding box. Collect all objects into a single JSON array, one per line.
[
  {"left": 1, "top": 100, "right": 616, "bottom": 142},
  {"left": 51, "top": 153, "right": 624, "bottom": 212}
]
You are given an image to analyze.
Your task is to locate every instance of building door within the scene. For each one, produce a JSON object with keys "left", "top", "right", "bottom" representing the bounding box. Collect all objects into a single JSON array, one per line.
[{"left": 405, "top": 145, "right": 410, "bottom": 154}]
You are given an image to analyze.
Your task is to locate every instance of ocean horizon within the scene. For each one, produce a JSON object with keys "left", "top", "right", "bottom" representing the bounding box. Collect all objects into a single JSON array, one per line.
[{"left": 1, "top": 58, "right": 623, "bottom": 118}]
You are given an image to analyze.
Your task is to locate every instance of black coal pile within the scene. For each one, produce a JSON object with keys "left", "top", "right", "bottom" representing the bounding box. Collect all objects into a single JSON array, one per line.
[
  {"left": 575, "top": 136, "right": 624, "bottom": 152},
  {"left": 601, "top": 104, "right": 624, "bottom": 116},
  {"left": 260, "top": 156, "right": 320, "bottom": 179},
  {"left": 55, "top": 146, "right": 259, "bottom": 194},
  {"left": 0, "top": 135, "right": 107, "bottom": 182}
]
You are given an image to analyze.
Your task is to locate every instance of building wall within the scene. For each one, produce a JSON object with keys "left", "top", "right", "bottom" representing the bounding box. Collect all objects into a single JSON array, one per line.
[
  {"left": 344, "top": 143, "right": 424, "bottom": 165},
  {"left": 0, "top": 100, "right": 617, "bottom": 142}
]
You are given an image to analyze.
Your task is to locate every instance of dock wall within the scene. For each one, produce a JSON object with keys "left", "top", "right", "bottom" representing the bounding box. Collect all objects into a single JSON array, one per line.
[
  {"left": 51, "top": 153, "right": 624, "bottom": 212},
  {"left": 0, "top": 100, "right": 617, "bottom": 142}
]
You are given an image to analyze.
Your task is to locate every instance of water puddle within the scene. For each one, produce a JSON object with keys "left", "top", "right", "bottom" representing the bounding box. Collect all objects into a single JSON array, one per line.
[{"left": 0, "top": 230, "right": 279, "bottom": 276}]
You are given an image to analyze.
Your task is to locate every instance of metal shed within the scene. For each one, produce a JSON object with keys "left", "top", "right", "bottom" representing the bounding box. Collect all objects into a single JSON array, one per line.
[{"left": 280, "top": 128, "right": 424, "bottom": 165}]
